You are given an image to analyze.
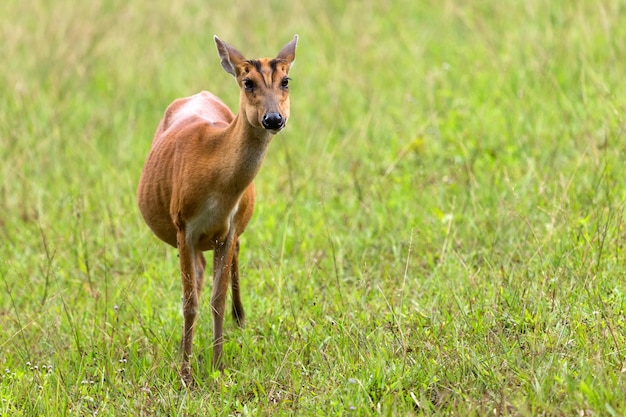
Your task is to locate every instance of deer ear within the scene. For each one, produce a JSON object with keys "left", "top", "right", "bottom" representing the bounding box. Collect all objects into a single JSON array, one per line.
[
  {"left": 276, "top": 35, "right": 298, "bottom": 67},
  {"left": 214, "top": 35, "right": 246, "bottom": 77}
]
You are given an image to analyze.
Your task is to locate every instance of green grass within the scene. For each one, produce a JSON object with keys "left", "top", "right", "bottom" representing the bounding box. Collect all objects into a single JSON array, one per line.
[{"left": 1, "top": 0, "right": 626, "bottom": 415}]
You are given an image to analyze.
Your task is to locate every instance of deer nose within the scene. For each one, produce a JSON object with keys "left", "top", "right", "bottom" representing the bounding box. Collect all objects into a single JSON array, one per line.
[{"left": 261, "top": 113, "right": 284, "bottom": 130}]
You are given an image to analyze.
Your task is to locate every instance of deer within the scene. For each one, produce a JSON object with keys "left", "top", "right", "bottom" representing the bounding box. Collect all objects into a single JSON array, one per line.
[{"left": 137, "top": 35, "right": 298, "bottom": 385}]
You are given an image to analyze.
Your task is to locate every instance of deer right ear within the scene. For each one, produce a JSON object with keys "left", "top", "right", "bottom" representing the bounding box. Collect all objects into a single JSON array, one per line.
[
  {"left": 214, "top": 36, "right": 245, "bottom": 77},
  {"left": 276, "top": 35, "right": 298, "bottom": 67}
]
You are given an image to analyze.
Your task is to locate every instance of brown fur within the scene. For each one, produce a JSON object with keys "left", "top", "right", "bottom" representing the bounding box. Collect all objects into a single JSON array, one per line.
[{"left": 137, "top": 35, "right": 298, "bottom": 385}]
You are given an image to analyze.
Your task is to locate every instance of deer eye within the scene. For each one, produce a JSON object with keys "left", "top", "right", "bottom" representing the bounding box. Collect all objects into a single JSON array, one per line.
[
  {"left": 243, "top": 78, "right": 255, "bottom": 91},
  {"left": 281, "top": 77, "right": 290, "bottom": 89}
]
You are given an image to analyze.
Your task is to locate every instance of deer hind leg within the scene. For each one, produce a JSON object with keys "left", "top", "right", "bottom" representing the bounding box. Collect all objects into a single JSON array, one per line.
[
  {"left": 195, "top": 251, "right": 207, "bottom": 298},
  {"left": 211, "top": 233, "right": 236, "bottom": 371},
  {"left": 176, "top": 227, "right": 198, "bottom": 385},
  {"left": 231, "top": 238, "right": 245, "bottom": 327}
]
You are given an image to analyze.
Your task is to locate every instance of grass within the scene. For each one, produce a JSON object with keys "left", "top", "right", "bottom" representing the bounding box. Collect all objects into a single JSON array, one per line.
[{"left": 1, "top": 0, "right": 626, "bottom": 415}]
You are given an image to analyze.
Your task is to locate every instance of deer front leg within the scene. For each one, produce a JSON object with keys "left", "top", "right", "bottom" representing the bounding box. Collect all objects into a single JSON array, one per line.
[
  {"left": 231, "top": 238, "right": 245, "bottom": 327},
  {"left": 177, "top": 228, "right": 198, "bottom": 385},
  {"left": 211, "top": 234, "right": 236, "bottom": 371}
]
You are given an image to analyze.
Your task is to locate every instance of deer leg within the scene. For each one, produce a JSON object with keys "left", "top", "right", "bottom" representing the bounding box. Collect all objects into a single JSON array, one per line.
[
  {"left": 176, "top": 227, "right": 198, "bottom": 385},
  {"left": 211, "top": 234, "right": 236, "bottom": 370},
  {"left": 195, "top": 251, "right": 207, "bottom": 298},
  {"left": 231, "top": 238, "right": 245, "bottom": 327}
]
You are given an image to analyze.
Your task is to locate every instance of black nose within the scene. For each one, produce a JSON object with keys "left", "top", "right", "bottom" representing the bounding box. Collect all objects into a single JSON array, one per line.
[{"left": 261, "top": 113, "right": 284, "bottom": 130}]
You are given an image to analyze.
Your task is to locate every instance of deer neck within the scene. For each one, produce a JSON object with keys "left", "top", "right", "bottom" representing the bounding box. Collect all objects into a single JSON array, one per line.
[{"left": 219, "top": 113, "right": 273, "bottom": 193}]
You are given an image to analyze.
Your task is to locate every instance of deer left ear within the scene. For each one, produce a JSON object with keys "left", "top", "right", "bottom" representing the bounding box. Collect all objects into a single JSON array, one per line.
[
  {"left": 214, "top": 35, "right": 246, "bottom": 77},
  {"left": 276, "top": 35, "right": 298, "bottom": 68}
]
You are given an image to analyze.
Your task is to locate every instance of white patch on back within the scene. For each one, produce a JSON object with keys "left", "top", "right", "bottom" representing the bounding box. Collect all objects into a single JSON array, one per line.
[{"left": 175, "top": 92, "right": 228, "bottom": 128}]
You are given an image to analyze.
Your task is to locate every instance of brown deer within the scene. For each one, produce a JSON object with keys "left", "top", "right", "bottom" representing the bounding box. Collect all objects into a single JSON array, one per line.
[{"left": 137, "top": 35, "right": 298, "bottom": 384}]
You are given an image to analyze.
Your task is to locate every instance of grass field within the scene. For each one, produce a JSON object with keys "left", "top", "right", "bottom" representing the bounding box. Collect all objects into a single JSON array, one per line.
[{"left": 1, "top": 0, "right": 626, "bottom": 415}]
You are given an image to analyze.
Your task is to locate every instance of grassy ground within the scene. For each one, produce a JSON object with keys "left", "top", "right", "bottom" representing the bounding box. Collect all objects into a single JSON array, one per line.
[{"left": 1, "top": 0, "right": 626, "bottom": 415}]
